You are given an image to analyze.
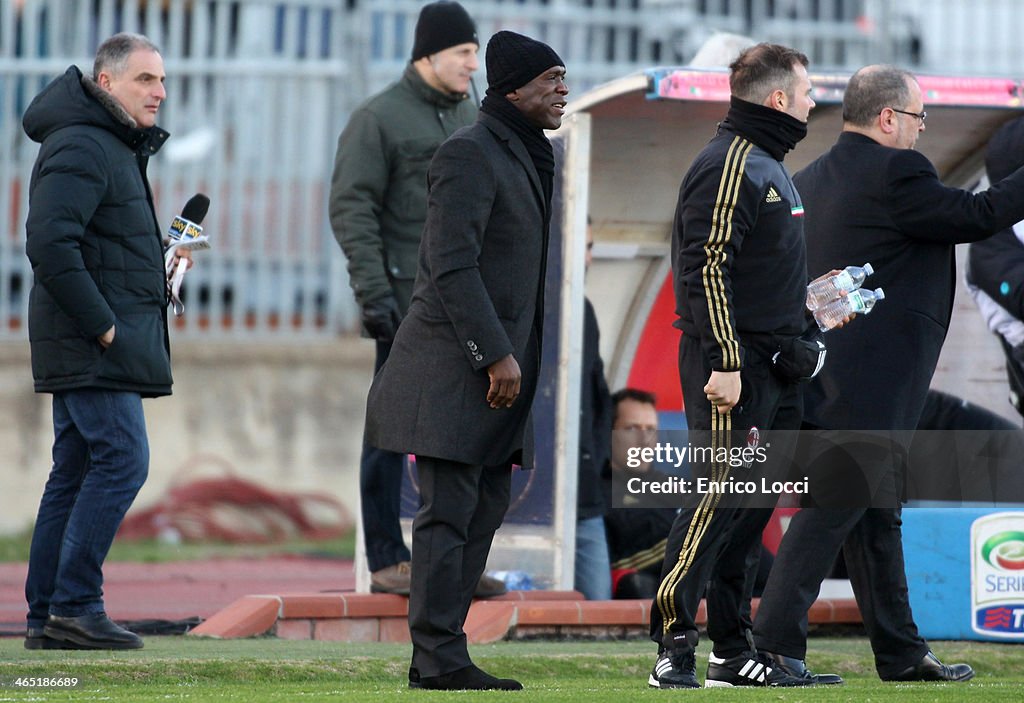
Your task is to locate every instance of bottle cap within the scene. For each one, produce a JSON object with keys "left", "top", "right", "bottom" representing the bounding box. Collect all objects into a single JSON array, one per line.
[
  {"left": 874, "top": 287, "right": 885, "bottom": 299},
  {"left": 863, "top": 262, "right": 874, "bottom": 276}
]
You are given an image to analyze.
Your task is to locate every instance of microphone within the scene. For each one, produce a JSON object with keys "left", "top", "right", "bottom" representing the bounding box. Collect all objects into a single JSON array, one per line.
[
  {"left": 165, "top": 193, "right": 212, "bottom": 316},
  {"left": 167, "top": 193, "right": 210, "bottom": 246}
]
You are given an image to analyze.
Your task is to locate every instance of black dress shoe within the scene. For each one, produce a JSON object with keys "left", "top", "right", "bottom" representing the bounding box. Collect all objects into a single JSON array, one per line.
[
  {"left": 764, "top": 651, "right": 843, "bottom": 685},
  {"left": 419, "top": 664, "right": 523, "bottom": 690},
  {"left": 882, "top": 651, "right": 974, "bottom": 682},
  {"left": 408, "top": 666, "right": 422, "bottom": 689},
  {"left": 24, "top": 626, "right": 80, "bottom": 651},
  {"left": 44, "top": 613, "right": 143, "bottom": 650}
]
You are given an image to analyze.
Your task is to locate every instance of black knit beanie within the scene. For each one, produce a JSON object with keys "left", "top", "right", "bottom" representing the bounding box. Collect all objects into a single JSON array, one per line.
[
  {"left": 486, "top": 30, "right": 564, "bottom": 95},
  {"left": 411, "top": 1, "right": 478, "bottom": 61}
]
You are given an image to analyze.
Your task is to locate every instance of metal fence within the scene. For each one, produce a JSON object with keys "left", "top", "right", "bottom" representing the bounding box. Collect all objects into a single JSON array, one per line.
[
  {"left": 0, "top": 0, "right": 1018, "bottom": 341},
  {"left": 1, "top": 0, "right": 356, "bottom": 340}
]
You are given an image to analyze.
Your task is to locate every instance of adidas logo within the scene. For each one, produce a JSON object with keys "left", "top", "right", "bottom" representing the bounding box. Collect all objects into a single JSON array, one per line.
[
  {"left": 736, "top": 658, "right": 771, "bottom": 683},
  {"left": 765, "top": 186, "right": 782, "bottom": 203},
  {"left": 706, "top": 652, "right": 774, "bottom": 687}
]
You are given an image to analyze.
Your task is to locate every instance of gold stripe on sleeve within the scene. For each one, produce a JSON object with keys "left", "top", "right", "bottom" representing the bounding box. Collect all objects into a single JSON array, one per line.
[{"left": 702, "top": 137, "right": 750, "bottom": 371}]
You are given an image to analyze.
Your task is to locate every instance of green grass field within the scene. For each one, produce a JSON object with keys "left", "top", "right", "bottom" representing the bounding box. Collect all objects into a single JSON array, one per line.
[
  {"left": 1, "top": 637, "right": 1022, "bottom": 701},
  {"left": 0, "top": 530, "right": 357, "bottom": 563}
]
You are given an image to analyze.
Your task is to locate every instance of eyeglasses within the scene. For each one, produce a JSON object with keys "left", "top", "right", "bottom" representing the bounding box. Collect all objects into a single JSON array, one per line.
[{"left": 889, "top": 107, "right": 927, "bottom": 124}]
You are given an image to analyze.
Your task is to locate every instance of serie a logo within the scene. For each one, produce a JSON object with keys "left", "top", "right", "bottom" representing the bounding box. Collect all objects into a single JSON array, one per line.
[{"left": 971, "top": 513, "right": 1024, "bottom": 638}]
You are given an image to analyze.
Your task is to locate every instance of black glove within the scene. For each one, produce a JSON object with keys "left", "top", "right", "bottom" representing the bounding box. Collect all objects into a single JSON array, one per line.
[
  {"left": 771, "top": 327, "right": 827, "bottom": 383},
  {"left": 362, "top": 296, "right": 402, "bottom": 342}
]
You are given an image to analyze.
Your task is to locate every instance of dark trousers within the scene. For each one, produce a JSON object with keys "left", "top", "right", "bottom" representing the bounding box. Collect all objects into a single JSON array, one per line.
[
  {"left": 753, "top": 505, "right": 929, "bottom": 677},
  {"left": 360, "top": 340, "right": 411, "bottom": 572},
  {"left": 408, "top": 456, "right": 512, "bottom": 677},
  {"left": 26, "top": 390, "right": 149, "bottom": 628},
  {"left": 651, "top": 333, "right": 801, "bottom": 658}
]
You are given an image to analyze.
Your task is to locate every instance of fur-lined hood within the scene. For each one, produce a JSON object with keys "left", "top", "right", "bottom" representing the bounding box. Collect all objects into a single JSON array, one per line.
[{"left": 22, "top": 64, "right": 168, "bottom": 153}]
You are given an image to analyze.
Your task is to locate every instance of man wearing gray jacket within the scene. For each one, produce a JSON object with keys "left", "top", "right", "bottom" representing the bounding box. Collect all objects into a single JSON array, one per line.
[
  {"left": 366, "top": 31, "right": 568, "bottom": 691},
  {"left": 328, "top": 1, "right": 482, "bottom": 595}
]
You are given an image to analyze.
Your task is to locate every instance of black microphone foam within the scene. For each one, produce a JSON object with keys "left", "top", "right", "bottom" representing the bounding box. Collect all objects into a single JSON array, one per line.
[{"left": 182, "top": 193, "right": 210, "bottom": 225}]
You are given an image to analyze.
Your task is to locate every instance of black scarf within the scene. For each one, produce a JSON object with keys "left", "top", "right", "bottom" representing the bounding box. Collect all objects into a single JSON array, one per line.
[
  {"left": 480, "top": 93, "right": 554, "bottom": 207},
  {"left": 720, "top": 96, "right": 808, "bottom": 161}
]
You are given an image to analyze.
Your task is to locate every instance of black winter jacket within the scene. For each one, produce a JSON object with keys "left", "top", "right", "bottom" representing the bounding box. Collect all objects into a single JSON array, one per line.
[{"left": 24, "top": 65, "right": 173, "bottom": 396}]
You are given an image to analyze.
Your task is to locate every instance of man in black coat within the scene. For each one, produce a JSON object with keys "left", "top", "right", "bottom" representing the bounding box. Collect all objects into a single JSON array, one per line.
[
  {"left": 22, "top": 33, "right": 187, "bottom": 651},
  {"left": 365, "top": 31, "right": 568, "bottom": 691},
  {"left": 753, "top": 64, "right": 1024, "bottom": 682}
]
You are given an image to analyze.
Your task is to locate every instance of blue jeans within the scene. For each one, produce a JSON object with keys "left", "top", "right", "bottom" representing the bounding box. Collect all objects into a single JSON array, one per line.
[
  {"left": 574, "top": 515, "right": 612, "bottom": 600},
  {"left": 25, "top": 390, "right": 149, "bottom": 628}
]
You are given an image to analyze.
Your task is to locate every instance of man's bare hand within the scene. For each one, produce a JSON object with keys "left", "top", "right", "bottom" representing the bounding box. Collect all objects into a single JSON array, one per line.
[
  {"left": 487, "top": 354, "right": 521, "bottom": 409},
  {"left": 831, "top": 308, "right": 856, "bottom": 329},
  {"left": 98, "top": 324, "right": 115, "bottom": 349},
  {"left": 173, "top": 247, "right": 194, "bottom": 271},
  {"left": 810, "top": 270, "right": 856, "bottom": 328},
  {"left": 704, "top": 370, "right": 741, "bottom": 412},
  {"left": 810, "top": 268, "right": 843, "bottom": 285}
]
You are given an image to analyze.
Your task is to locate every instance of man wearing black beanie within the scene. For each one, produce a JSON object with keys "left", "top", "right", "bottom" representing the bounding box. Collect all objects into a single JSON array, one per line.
[
  {"left": 365, "top": 30, "right": 568, "bottom": 691},
  {"left": 330, "top": 2, "right": 508, "bottom": 600}
]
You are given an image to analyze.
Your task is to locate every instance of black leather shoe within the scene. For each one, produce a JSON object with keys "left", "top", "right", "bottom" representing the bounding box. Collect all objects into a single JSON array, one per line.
[
  {"left": 882, "top": 651, "right": 974, "bottom": 682},
  {"left": 24, "top": 626, "right": 81, "bottom": 651},
  {"left": 764, "top": 651, "right": 843, "bottom": 685},
  {"left": 44, "top": 613, "right": 143, "bottom": 650},
  {"left": 408, "top": 667, "right": 422, "bottom": 689},
  {"left": 419, "top": 664, "right": 522, "bottom": 690}
]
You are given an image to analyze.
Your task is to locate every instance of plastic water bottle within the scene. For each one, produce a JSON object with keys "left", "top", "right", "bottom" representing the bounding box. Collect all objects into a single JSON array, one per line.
[
  {"left": 814, "top": 287, "right": 885, "bottom": 332},
  {"left": 806, "top": 263, "right": 875, "bottom": 310},
  {"left": 490, "top": 570, "right": 533, "bottom": 591}
]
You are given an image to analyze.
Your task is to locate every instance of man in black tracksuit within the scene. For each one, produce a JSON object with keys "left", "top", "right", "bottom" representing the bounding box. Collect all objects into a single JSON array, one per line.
[{"left": 648, "top": 43, "right": 822, "bottom": 689}]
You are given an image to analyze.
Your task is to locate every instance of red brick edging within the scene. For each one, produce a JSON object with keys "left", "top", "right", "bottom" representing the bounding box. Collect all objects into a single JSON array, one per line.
[{"left": 188, "top": 591, "right": 861, "bottom": 643}]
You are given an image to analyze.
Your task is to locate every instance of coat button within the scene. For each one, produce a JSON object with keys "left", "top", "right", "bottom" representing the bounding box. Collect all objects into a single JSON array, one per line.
[{"left": 474, "top": 354, "right": 483, "bottom": 361}]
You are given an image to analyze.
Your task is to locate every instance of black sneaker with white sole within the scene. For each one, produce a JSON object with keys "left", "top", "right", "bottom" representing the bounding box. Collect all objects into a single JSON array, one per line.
[
  {"left": 648, "top": 649, "right": 699, "bottom": 689},
  {"left": 705, "top": 650, "right": 815, "bottom": 687}
]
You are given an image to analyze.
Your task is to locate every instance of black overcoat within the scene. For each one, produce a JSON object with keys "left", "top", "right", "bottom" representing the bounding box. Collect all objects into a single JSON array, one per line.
[
  {"left": 798, "top": 131, "right": 1024, "bottom": 430},
  {"left": 365, "top": 113, "right": 548, "bottom": 466}
]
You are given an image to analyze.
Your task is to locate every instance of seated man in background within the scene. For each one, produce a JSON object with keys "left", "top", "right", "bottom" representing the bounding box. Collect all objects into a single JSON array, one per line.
[
  {"left": 602, "top": 389, "right": 676, "bottom": 599},
  {"left": 602, "top": 389, "right": 774, "bottom": 600},
  {"left": 909, "top": 389, "right": 1024, "bottom": 503}
]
